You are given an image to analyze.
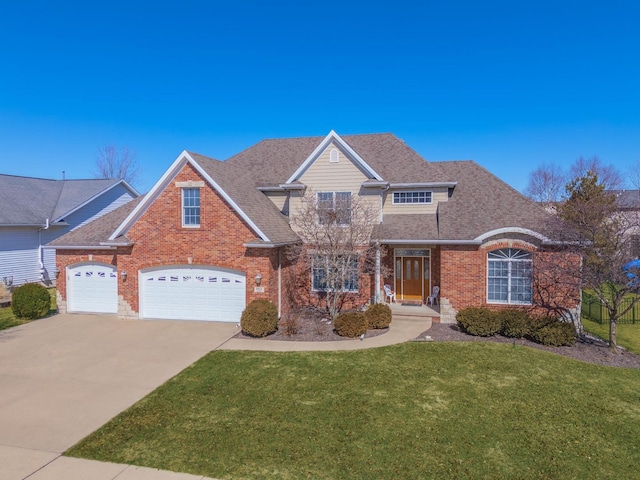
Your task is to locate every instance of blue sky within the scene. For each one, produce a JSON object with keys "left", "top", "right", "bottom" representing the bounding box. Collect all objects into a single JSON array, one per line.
[{"left": 1, "top": 1, "right": 638, "bottom": 194}]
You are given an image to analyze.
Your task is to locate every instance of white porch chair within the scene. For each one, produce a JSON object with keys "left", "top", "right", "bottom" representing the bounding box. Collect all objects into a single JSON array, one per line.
[
  {"left": 427, "top": 286, "right": 440, "bottom": 306},
  {"left": 383, "top": 284, "right": 396, "bottom": 303}
]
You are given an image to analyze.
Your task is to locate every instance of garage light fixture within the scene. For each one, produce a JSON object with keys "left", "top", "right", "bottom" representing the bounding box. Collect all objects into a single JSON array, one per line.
[
  {"left": 121, "top": 270, "right": 127, "bottom": 281},
  {"left": 255, "top": 273, "right": 262, "bottom": 286}
]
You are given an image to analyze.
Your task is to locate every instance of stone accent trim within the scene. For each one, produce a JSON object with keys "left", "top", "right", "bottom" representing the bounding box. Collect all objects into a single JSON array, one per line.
[
  {"left": 117, "top": 295, "right": 138, "bottom": 320},
  {"left": 439, "top": 297, "right": 457, "bottom": 324}
]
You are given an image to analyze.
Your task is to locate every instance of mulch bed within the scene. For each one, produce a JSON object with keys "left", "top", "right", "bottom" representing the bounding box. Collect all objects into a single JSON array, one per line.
[
  {"left": 235, "top": 308, "right": 640, "bottom": 368},
  {"left": 234, "top": 307, "right": 389, "bottom": 342},
  {"left": 420, "top": 323, "right": 640, "bottom": 369}
]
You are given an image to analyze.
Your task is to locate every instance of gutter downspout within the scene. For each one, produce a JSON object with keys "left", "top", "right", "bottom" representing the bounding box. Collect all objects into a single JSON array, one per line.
[
  {"left": 375, "top": 242, "right": 381, "bottom": 303},
  {"left": 278, "top": 249, "right": 282, "bottom": 318},
  {"left": 38, "top": 218, "right": 50, "bottom": 282},
  {"left": 376, "top": 184, "right": 389, "bottom": 302}
]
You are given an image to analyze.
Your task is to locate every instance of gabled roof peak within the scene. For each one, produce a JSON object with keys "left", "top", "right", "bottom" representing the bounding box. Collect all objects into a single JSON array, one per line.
[{"left": 284, "top": 130, "right": 384, "bottom": 184}]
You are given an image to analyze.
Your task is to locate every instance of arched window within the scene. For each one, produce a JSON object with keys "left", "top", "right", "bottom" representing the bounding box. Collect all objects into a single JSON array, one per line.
[{"left": 487, "top": 248, "right": 532, "bottom": 304}]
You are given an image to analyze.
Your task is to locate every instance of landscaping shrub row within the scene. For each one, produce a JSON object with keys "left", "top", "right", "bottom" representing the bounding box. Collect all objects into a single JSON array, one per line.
[
  {"left": 241, "top": 300, "right": 393, "bottom": 338},
  {"left": 456, "top": 307, "right": 576, "bottom": 346}
]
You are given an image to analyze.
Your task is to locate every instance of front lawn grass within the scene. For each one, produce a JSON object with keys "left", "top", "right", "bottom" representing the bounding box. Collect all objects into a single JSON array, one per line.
[
  {"left": 66, "top": 343, "right": 640, "bottom": 479},
  {"left": 582, "top": 317, "right": 640, "bottom": 354},
  {"left": 0, "top": 287, "right": 57, "bottom": 332}
]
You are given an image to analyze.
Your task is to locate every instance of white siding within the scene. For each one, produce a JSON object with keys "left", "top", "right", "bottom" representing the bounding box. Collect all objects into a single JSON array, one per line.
[
  {"left": 0, "top": 228, "right": 41, "bottom": 286},
  {"left": 63, "top": 185, "right": 136, "bottom": 231}
]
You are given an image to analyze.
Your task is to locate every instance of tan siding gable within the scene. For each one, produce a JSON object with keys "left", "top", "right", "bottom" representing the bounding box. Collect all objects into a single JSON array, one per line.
[
  {"left": 383, "top": 187, "right": 449, "bottom": 215},
  {"left": 264, "top": 191, "right": 289, "bottom": 214},
  {"left": 290, "top": 143, "right": 381, "bottom": 224},
  {"left": 298, "top": 143, "right": 370, "bottom": 191}
]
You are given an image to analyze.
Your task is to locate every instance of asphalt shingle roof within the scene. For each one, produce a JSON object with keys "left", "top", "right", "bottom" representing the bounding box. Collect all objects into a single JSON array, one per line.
[
  {"left": 189, "top": 153, "right": 299, "bottom": 244},
  {"left": 0, "top": 174, "right": 122, "bottom": 225},
  {"left": 612, "top": 190, "right": 640, "bottom": 210},
  {"left": 48, "top": 196, "right": 145, "bottom": 247},
  {"left": 49, "top": 132, "right": 552, "bottom": 247}
]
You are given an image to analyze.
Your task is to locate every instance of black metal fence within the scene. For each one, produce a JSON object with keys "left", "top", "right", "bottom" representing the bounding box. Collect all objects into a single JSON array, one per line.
[{"left": 582, "top": 291, "right": 640, "bottom": 325}]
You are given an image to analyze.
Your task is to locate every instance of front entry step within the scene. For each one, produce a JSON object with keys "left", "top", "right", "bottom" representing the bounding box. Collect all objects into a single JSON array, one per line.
[{"left": 388, "top": 302, "right": 438, "bottom": 320}]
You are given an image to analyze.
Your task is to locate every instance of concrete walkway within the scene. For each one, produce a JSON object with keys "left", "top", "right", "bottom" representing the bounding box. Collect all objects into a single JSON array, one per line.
[{"left": 0, "top": 312, "right": 433, "bottom": 480}]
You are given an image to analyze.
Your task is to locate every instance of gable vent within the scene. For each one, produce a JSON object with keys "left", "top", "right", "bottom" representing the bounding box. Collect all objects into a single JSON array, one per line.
[{"left": 329, "top": 149, "right": 339, "bottom": 163}]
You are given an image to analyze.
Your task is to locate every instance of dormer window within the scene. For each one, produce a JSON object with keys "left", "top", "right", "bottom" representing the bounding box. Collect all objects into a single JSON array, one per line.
[{"left": 393, "top": 191, "right": 432, "bottom": 204}]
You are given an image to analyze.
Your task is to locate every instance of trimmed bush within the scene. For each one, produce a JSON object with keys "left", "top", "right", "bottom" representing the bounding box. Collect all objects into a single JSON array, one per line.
[
  {"left": 498, "top": 309, "right": 532, "bottom": 338},
  {"left": 365, "top": 303, "right": 392, "bottom": 329},
  {"left": 334, "top": 311, "right": 368, "bottom": 338},
  {"left": 529, "top": 316, "right": 576, "bottom": 346},
  {"left": 240, "top": 299, "right": 279, "bottom": 337},
  {"left": 11, "top": 283, "right": 51, "bottom": 320},
  {"left": 456, "top": 307, "right": 502, "bottom": 336}
]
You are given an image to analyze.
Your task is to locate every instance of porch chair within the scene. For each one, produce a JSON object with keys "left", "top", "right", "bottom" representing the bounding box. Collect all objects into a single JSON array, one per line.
[
  {"left": 427, "top": 285, "right": 440, "bottom": 306},
  {"left": 383, "top": 284, "right": 396, "bottom": 303}
]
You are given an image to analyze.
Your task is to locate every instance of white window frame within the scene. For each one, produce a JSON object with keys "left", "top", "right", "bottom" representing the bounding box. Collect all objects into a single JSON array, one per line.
[
  {"left": 317, "top": 191, "right": 351, "bottom": 225},
  {"left": 487, "top": 248, "right": 533, "bottom": 305},
  {"left": 392, "top": 191, "right": 433, "bottom": 204},
  {"left": 182, "top": 188, "right": 201, "bottom": 227},
  {"left": 311, "top": 255, "right": 359, "bottom": 292}
]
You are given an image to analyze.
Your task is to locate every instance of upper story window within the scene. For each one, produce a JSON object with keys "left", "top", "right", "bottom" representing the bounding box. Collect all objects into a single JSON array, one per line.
[
  {"left": 487, "top": 248, "right": 533, "bottom": 304},
  {"left": 317, "top": 191, "right": 351, "bottom": 225},
  {"left": 393, "top": 191, "right": 432, "bottom": 204},
  {"left": 182, "top": 188, "right": 201, "bottom": 227}
]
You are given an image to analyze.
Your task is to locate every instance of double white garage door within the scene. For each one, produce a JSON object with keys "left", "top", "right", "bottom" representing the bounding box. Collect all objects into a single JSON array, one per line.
[{"left": 67, "top": 264, "right": 245, "bottom": 322}]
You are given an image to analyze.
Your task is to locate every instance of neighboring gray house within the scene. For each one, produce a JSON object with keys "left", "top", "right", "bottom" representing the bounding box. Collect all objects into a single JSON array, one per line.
[
  {"left": 0, "top": 174, "right": 139, "bottom": 287},
  {"left": 613, "top": 189, "right": 640, "bottom": 257}
]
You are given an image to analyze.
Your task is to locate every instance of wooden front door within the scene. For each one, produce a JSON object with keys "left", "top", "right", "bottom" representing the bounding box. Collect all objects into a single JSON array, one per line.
[{"left": 395, "top": 256, "right": 430, "bottom": 301}]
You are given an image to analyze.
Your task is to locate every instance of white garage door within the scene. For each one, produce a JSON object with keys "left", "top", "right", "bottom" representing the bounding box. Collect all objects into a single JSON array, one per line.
[
  {"left": 140, "top": 266, "right": 246, "bottom": 322},
  {"left": 67, "top": 263, "right": 118, "bottom": 314}
]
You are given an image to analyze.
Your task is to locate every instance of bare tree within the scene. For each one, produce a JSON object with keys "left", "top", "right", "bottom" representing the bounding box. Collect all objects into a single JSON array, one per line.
[
  {"left": 627, "top": 158, "right": 640, "bottom": 191},
  {"left": 94, "top": 145, "right": 141, "bottom": 187},
  {"left": 524, "top": 162, "right": 566, "bottom": 205},
  {"left": 543, "top": 170, "right": 640, "bottom": 350},
  {"left": 568, "top": 156, "right": 622, "bottom": 191},
  {"left": 288, "top": 190, "right": 382, "bottom": 321}
]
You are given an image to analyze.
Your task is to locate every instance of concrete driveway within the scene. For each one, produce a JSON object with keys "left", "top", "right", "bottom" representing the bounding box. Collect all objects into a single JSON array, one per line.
[{"left": 0, "top": 313, "right": 237, "bottom": 480}]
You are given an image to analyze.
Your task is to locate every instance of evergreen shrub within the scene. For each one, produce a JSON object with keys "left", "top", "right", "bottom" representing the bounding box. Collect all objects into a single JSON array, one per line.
[
  {"left": 529, "top": 316, "right": 576, "bottom": 346},
  {"left": 456, "top": 307, "right": 502, "bottom": 336},
  {"left": 334, "top": 311, "right": 368, "bottom": 337},
  {"left": 498, "top": 309, "right": 532, "bottom": 338},
  {"left": 11, "top": 283, "right": 51, "bottom": 320},
  {"left": 365, "top": 303, "right": 392, "bottom": 329},
  {"left": 240, "top": 299, "right": 279, "bottom": 337}
]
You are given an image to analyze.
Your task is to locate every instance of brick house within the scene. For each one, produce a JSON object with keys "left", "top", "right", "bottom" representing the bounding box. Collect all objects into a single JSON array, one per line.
[{"left": 49, "top": 131, "right": 579, "bottom": 323}]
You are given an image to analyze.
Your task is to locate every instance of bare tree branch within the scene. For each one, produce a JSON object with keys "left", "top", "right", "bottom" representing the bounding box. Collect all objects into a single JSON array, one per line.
[
  {"left": 524, "top": 162, "right": 566, "bottom": 205},
  {"left": 287, "top": 189, "right": 383, "bottom": 320},
  {"left": 568, "top": 156, "right": 622, "bottom": 191},
  {"left": 94, "top": 145, "right": 141, "bottom": 187}
]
